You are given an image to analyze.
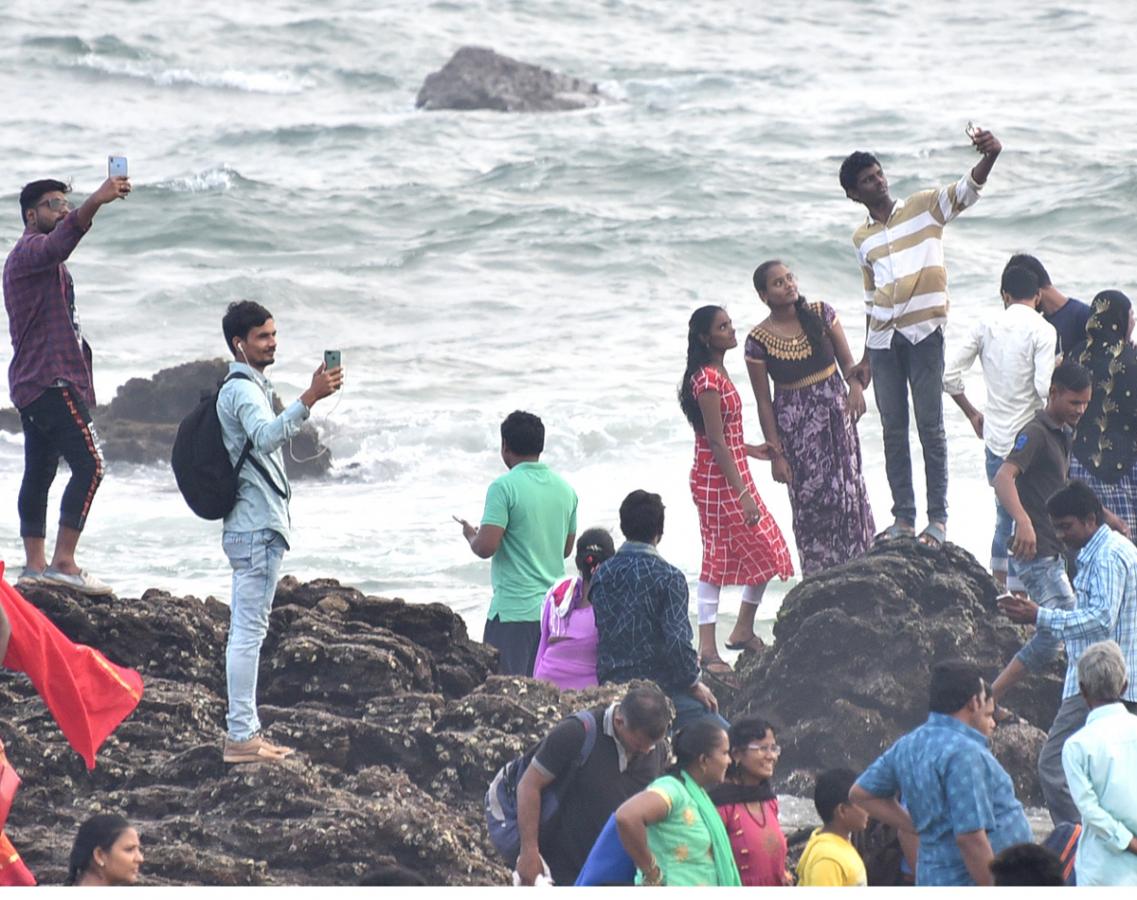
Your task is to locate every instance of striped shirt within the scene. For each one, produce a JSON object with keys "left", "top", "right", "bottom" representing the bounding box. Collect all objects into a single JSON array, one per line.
[
  {"left": 1036, "top": 524, "right": 1137, "bottom": 701},
  {"left": 853, "top": 174, "right": 982, "bottom": 350}
]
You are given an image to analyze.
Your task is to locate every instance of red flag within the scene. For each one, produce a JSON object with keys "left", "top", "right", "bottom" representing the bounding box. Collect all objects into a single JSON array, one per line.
[
  {"left": 0, "top": 564, "right": 143, "bottom": 770},
  {"left": 0, "top": 743, "right": 35, "bottom": 886}
]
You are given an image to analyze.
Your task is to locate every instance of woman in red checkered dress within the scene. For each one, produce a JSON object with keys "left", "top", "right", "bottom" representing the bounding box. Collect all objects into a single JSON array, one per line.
[{"left": 679, "top": 306, "right": 793, "bottom": 679}]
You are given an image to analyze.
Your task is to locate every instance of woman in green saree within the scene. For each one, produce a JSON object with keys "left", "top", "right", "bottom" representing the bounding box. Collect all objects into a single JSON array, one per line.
[{"left": 614, "top": 718, "right": 741, "bottom": 886}]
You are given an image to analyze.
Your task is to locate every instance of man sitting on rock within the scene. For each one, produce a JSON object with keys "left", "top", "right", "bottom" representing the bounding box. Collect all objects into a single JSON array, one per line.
[
  {"left": 1000, "top": 480, "right": 1137, "bottom": 826},
  {"left": 515, "top": 684, "right": 670, "bottom": 886},
  {"left": 850, "top": 660, "right": 1032, "bottom": 886},
  {"left": 589, "top": 489, "right": 724, "bottom": 731}
]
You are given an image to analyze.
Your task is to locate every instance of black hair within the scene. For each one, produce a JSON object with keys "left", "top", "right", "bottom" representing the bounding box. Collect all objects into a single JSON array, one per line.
[
  {"left": 678, "top": 305, "right": 723, "bottom": 433},
  {"left": 813, "top": 768, "right": 859, "bottom": 824},
  {"left": 500, "top": 410, "right": 544, "bottom": 456},
  {"left": 1050, "top": 360, "right": 1091, "bottom": 393},
  {"left": 989, "top": 842, "right": 1064, "bottom": 886},
  {"left": 66, "top": 813, "right": 131, "bottom": 886},
  {"left": 575, "top": 527, "right": 615, "bottom": 580},
  {"left": 839, "top": 151, "right": 881, "bottom": 194},
  {"left": 19, "top": 178, "right": 69, "bottom": 224},
  {"left": 928, "top": 659, "right": 985, "bottom": 715},
  {"left": 753, "top": 259, "right": 827, "bottom": 354},
  {"left": 726, "top": 714, "right": 775, "bottom": 751},
  {"left": 1000, "top": 265, "right": 1040, "bottom": 302},
  {"left": 619, "top": 684, "right": 671, "bottom": 738},
  {"left": 667, "top": 717, "right": 727, "bottom": 777},
  {"left": 222, "top": 300, "right": 273, "bottom": 355},
  {"left": 358, "top": 864, "right": 429, "bottom": 886},
  {"left": 1046, "top": 479, "right": 1103, "bottom": 524},
  {"left": 1004, "top": 253, "right": 1052, "bottom": 289},
  {"left": 618, "top": 489, "right": 665, "bottom": 543}
]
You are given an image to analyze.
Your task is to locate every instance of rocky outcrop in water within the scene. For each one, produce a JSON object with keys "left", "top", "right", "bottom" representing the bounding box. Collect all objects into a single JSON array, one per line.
[
  {"left": 416, "top": 46, "right": 608, "bottom": 112},
  {"left": 726, "top": 537, "right": 1062, "bottom": 804},
  {"left": 0, "top": 359, "right": 330, "bottom": 478},
  {"left": 0, "top": 577, "right": 630, "bottom": 885}
]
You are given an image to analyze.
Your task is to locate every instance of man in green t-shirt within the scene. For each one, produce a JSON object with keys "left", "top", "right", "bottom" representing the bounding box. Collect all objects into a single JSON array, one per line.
[{"left": 455, "top": 410, "right": 577, "bottom": 675}]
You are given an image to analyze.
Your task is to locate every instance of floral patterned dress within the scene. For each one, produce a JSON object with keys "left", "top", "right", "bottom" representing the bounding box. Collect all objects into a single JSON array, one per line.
[
  {"left": 689, "top": 366, "right": 793, "bottom": 586},
  {"left": 745, "top": 301, "right": 874, "bottom": 575}
]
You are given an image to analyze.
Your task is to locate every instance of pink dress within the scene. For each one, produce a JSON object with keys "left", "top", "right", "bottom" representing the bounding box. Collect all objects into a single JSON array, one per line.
[
  {"left": 689, "top": 366, "right": 793, "bottom": 586},
  {"left": 532, "top": 577, "right": 599, "bottom": 691},
  {"left": 717, "top": 798, "right": 788, "bottom": 887}
]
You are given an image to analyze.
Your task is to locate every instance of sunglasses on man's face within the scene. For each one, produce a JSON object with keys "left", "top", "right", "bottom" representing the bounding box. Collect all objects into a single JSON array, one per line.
[{"left": 37, "top": 198, "right": 71, "bottom": 212}]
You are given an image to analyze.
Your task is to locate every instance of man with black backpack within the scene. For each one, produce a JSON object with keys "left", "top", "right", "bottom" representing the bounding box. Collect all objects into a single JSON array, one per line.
[
  {"left": 216, "top": 300, "right": 342, "bottom": 764},
  {"left": 512, "top": 684, "right": 670, "bottom": 885}
]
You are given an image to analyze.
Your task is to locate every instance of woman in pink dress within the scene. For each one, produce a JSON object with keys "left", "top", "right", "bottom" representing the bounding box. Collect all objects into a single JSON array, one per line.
[
  {"left": 678, "top": 306, "right": 793, "bottom": 681},
  {"left": 709, "top": 715, "right": 792, "bottom": 886},
  {"left": 531, "top": 528, "right": 615, "bottom": 691}
]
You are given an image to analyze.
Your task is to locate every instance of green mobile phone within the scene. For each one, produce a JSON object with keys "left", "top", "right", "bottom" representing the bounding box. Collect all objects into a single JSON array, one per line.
[{"left": 324, "top": 350, "right": 341, "bottom": 370}]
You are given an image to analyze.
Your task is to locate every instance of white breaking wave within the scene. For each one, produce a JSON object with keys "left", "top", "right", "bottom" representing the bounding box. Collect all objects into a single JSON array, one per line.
[
  {"left": 73, "top": 54, "right": 313, "bottom": 94},
  {"left": 154, "top": 166, "right": 239, "bottom": 193}
]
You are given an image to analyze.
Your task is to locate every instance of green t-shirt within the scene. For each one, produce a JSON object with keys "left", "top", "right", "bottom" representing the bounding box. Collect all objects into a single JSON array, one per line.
[{"left": 482, "top": 461, "right": 577, "bottom": 622}]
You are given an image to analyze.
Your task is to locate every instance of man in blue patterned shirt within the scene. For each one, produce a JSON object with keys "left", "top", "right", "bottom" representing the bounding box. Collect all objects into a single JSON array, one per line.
[
  {"left": 850, "top": 660, "right": 1031, "bottom": 886},
  {"left": 589, "top": 490, "right": 723, "bottom": 730},
  {"left": 1000, "top": 480, "right": 1137, "bottom": 826}
]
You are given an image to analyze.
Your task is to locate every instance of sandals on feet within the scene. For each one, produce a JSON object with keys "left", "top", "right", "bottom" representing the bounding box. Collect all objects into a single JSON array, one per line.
[
  {"left": 700, "top": 656, "right": 741, "bottom": 690},
  {"left": 874, "top": 521, "right": 915, "bottom": 545},
  {"left": 918, "top": 522, "right": 947, "bottom": 548},
  {"left": 724, "top": 635, "right": 766, "bottom": 654}
]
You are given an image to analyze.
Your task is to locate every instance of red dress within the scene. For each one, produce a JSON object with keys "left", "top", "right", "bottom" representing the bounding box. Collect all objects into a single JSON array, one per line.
[{"left": 689, "top": 366, "right": 793, "bottom": 586}]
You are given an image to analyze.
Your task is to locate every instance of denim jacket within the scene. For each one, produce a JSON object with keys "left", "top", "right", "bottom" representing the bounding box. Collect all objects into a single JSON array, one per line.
[{"left": 217, "top": 361, "right": 309, "bottom": 546}]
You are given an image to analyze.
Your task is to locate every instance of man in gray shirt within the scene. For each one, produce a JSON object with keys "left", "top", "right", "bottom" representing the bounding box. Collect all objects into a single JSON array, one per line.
[{"left": 217, "top": 300, "right": 342, "bottom": 764}]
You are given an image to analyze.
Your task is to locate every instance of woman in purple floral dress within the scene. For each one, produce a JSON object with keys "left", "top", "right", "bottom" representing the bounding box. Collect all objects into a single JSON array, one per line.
[{"left": 745, "top": 260, "right": 874, "bottom": 575}]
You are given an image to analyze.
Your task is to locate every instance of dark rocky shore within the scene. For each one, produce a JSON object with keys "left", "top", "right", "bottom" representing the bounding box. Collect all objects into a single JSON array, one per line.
[{"left": 2, "top": 539, "right": 1061, "bottom": 885}]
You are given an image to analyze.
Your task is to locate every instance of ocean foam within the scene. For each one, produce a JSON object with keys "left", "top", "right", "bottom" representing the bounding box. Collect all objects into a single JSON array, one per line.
[
  {"left": 153, "top": 167, "right": 240, "bottom": 193},
  {"left": 73, "top": 54, "right": 313, "bottom": 94}
]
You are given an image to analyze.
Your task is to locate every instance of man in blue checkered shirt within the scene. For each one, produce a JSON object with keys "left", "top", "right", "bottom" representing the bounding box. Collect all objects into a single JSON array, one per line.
[
  {"left": 1001, "top": 479, "right": 1137, "bottom": 826},
  {"left": 850, "top": 659, "right": 1031, "bottom": 885}
]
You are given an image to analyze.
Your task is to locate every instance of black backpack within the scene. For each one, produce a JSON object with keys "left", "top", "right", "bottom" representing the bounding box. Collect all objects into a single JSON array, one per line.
[{"left": 171, "top": 372, "right": 286, "bottom": 520}]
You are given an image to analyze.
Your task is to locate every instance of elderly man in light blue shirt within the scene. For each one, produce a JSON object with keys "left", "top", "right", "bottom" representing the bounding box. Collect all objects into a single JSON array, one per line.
[
  {"left": 1062, "top": 640, "right": 1137, "bottom": 886},
  {"left": 216, "top": 300, "right": 341, "bottom": 764}
]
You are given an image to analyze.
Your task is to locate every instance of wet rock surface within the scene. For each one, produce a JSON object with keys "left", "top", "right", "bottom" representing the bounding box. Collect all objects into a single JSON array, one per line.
[
  {"left": 2, "top": 576, "right": 631, "bottom": 886},
  {"left": 0, "top": 359, "right": 330, "bottom": 478},
  {"left": 416, "top": 46, "right": 608, "bottom": 112},
  {"left": 726, "top": 537, "right": 1062, "bottom": 804}
]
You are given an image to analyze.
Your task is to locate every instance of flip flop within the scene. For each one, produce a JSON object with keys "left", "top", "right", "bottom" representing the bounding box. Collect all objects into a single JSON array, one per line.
[
  {"left": 918, "top": 522, "right": 947, "bottom": 548},
  {"left": 724, "top": 635, "right": 766, "bottom": 654},
  {"left": 699, "top": 656, "right": 741, "bottom": 690},
  {"left": 874, "top": 521, "right": 916, "bottom": 545}
]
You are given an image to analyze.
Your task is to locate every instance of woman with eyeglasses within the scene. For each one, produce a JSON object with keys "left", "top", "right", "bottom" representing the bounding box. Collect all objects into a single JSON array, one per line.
[
  {"left": 708, "top": 715, "right": 792, "bottom": 886},
  {"left": 615, "top": 718, "right": 741, "bottom": 886}
]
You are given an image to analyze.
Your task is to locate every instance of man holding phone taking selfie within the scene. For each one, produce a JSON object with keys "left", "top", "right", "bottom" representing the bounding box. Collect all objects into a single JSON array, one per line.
[
  {"left": 217, "top": 300, "right": 342, "bottom": 763},
  {"left": 3, "top": 169, "right": 130, "bottom": 594}
]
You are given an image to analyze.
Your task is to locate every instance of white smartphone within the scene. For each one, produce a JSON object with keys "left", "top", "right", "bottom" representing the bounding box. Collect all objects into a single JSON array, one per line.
[{"left": 108, "top": 155, "right": 128, "bottom": 178}]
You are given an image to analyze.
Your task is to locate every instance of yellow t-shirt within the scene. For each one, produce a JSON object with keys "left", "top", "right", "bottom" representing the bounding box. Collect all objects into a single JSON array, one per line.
[{"left": 796, "top": 828, "right": 867, "bottom": 887}]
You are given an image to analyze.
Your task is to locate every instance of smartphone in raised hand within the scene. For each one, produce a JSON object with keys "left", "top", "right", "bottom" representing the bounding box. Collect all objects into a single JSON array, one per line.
[
  {"left": 324, "top": 349, "right": 341, "bottom": 370},
  {"left": 108, "top": 156, "right": 128, "bottom": 178}
]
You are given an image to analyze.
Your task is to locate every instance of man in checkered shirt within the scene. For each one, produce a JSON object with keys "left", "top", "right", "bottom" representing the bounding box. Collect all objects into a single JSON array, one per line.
[{"left": 1001, "top": 479, "right": 1137, "bottom": 826}]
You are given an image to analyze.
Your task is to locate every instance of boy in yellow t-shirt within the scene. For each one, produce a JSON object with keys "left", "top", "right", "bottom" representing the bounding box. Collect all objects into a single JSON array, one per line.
[{"left": 797, "top": 768, "right": 870, "bottom": 887}]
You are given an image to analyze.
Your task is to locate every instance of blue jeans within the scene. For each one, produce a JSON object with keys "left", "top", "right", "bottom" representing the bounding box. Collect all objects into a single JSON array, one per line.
[
  {"left": 1014, "top": 555, "right": 1076, "bottom": 673},
  {"left": 670, "top": 689, "right": 730, "bottom": 733},
  {"left": 869, "top": 329, "right": 948, "bottom": 525},
  {"left": 223, "top": 529, "right": 286, "bottom": 741},
  {"left": 985, "top": 448, "right": 1013, "bottom": 576}
]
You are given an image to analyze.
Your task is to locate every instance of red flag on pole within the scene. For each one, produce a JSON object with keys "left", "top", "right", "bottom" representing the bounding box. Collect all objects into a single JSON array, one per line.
[{"left": 0, "top": 563, "right": 143, "bottom": 770}]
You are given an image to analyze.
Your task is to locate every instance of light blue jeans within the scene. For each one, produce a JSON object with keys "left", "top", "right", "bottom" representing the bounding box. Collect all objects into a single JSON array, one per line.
[
  {"left": 1014, "top": 554, "right": 1076, "bottom": 672},
  {"left": 985, "top": 448, "right": 1013, "bottom": 577},
  {"left": 223, "top": 529, "right": 286, "bottom": 741}
]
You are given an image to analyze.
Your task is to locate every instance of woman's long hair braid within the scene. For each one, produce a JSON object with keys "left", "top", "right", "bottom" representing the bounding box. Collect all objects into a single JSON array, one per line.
[{"left": 678, "top": 305, "right": 724, "bottom": 434}]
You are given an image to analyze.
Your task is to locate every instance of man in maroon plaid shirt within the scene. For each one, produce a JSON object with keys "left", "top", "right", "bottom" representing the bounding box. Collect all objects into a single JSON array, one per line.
[{"left": 3, "top": 173, "right": 130, "bottom": 595}]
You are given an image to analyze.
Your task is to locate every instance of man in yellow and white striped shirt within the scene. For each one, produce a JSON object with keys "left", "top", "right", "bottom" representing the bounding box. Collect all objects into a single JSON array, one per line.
[{"left": 840, "top": 128, "right": 1002, "bottom": 547}]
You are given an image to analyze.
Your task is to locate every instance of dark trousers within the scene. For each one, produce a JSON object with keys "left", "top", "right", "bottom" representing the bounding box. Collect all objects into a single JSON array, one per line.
[
  {"left": 18, "top": 386, "right": 104, "bottom": 537},
  {"left": 483, "top": 616, "right": 540, "bottom": 676},
  {"left": 869, "top": 329, "right": 948, "bottom": 525}
]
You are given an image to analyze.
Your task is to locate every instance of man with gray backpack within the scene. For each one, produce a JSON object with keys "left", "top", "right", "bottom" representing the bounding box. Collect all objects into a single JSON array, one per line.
[
  {"left": 489, "top": 683, "right": 670, "bottom": 885},
  {"left": 213, "top": 300, "right": 341, "bottom": 764}
]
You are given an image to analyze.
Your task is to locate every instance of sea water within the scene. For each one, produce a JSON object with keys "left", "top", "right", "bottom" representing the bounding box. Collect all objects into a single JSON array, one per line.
[{"left": 1, "top": 0, "right": 1135, "bottom": 644}]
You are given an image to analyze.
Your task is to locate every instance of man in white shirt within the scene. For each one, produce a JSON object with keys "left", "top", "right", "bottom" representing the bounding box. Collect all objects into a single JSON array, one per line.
[
  {"left": 943, "top": 265, "right": 1056, "bottom": 587},
  {"left": 1061, "top": 640, "right": 1137, "bottom": 885}
]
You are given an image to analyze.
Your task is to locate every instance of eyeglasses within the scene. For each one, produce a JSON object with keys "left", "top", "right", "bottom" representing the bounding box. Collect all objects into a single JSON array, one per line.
[
  {"left": 745, "top": 743, "right": 781, "bottom": 755},
  {"left": 37, "top": 198, "right": 71, "bottom": 212}
]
